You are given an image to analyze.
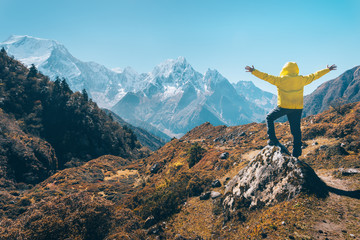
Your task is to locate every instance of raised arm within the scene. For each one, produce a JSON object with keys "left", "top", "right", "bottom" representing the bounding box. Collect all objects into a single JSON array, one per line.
[
  {"left": 302, "top": 64, "right": 336, "bottom": 85},
  {"left": 245, "top": 65, "right": 281, "bottom": 86}
]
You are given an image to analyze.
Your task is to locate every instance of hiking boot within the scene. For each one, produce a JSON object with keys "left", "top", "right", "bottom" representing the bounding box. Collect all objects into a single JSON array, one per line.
[
  {"left": 277, "top": 142, "right": 291, "bottom": 155},
  {"left": 292, "top": 147, "right": 302, "bottom": 158},
  {"left": 268, "top": 140, "right": 291, "bottom": 155}
]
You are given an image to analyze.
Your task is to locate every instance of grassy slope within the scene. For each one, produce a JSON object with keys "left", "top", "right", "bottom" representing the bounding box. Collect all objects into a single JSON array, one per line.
[{"left": 1, "top": 102, "right": 359, "bottom": 239}]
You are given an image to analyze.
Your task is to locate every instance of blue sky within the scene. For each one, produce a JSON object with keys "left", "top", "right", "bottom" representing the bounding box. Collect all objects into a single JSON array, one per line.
[{"left": 0, "top": 0, "right": 359, "bottom": 94}]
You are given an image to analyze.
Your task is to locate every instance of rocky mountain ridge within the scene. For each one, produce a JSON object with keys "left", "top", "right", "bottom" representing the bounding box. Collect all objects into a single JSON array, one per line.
[
  {"left": 303, "top": 65, "right": 360, "bottom": 116},
  {"left": 1, "top": 35, "right": 276, "bottom": 137}
]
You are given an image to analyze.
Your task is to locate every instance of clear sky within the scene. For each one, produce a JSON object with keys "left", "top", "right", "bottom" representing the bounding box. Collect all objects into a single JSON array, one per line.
[{"left": 1, "top": 0, "right": 359, "bottom": 94}]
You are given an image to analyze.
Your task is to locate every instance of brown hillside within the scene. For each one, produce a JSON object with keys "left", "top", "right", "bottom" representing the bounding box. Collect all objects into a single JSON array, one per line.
[
  {"left": 1, "top": 102, "right": 359, "bottom": 239},
  {"left": 0, "top": 48, "right": 145, "bottom": 187}
]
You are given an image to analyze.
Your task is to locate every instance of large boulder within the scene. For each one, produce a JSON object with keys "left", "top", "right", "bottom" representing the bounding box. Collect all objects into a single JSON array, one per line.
[{"left": 223, "top": 146, "right": 328, "bottom": 214}]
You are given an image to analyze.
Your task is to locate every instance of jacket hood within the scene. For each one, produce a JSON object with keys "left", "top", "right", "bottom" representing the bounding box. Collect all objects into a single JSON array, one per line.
[{"left": 280, "top": 62, "right": 299, "bottom": 77}]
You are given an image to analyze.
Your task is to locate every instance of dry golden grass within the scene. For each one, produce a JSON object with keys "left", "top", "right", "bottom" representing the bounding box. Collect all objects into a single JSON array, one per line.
[{"left": 1, "top": 102, "right": 360, "bottom": 239}]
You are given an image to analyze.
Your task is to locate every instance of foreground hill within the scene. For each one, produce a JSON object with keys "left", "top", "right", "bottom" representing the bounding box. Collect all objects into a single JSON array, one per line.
[
  {"left": 0, "top": 49, "right": 144, "bottom": 187},
  {"left": 1, "top": 100, "right": 359, "bottom": 239}
]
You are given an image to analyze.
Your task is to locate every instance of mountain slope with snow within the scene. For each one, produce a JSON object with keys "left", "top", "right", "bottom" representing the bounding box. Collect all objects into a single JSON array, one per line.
[
  {"left": 0, "top": 35, "right": 140, "bottom": 108},
  {"left": 232, "top": 80, "right": 277, "bottom": 112},
  {"left": 112, "top": 58, "right": 267, "bottom": 136},
  {"left": 1, "top": 35, "right": 276, "bottom": 137}
]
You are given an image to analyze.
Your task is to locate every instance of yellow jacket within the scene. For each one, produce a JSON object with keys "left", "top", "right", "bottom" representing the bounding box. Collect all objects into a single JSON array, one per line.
[{"left": 252, "top": 62, "right": 330, "bottom": 109}]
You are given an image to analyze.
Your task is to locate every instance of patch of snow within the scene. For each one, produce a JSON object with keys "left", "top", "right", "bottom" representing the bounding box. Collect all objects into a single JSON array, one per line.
[
  {"left": 161, "top": 86, "right": 183, "bottom": 100},
  {"left": 112, "top": 67, "right": 123, "bottom": 73}
]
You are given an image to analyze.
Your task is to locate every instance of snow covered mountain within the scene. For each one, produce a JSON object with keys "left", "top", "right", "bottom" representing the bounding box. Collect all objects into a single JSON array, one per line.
[
  {"left": 112, "top": 57, "right": 268, "bottom": 137},
  {"left": 232, "top": 81, "right": 277, "bottom": 112},
  {"left": 0, "top": 35, "right": 141, "bottom": 108},
  {"left": 1, "top": 35, "right": 276, "bottom": 137}
]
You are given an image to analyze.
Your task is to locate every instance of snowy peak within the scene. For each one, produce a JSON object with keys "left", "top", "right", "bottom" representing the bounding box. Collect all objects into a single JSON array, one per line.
[
  {"left": 146, "top": 56, "right": 205, "bottom": 91},
  {"left": 151, "top": 56, "right": 192, "bottom": 78},
  {"left": 204, "top": 68, "right": 227, "bottom": 85},
  {"left": 1, "top": 35, "right": 66, "bottom": 67},
  {"left": 232, "top": 80, "right": 277, "bottom": 111},
  {"left": 122, "top": 66, "right": 139, "bottom": 77},
  {"left": 1, "top": 34, "right": 277, "bottom": 138}
]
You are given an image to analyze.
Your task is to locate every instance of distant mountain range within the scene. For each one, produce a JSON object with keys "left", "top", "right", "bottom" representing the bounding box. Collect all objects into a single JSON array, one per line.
[
  {"left": 1, "top": 35, "right": 277, "bottom": 137},
  {"left": 303, "top": 65, "right": 360, "bottom": 116}
]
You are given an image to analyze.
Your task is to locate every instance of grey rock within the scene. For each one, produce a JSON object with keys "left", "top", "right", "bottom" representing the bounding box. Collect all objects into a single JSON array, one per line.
[
  {"left": 340, "top": 168, "right": 360, "bottom": 176},
  {"left": 211, "top": 191, "right": 222, "bottom": 199},
  {"left": 219, "top": 152, "right": 229, "bottom": 159},
  {"left": 223, "top": 146, "right": 328, "bottom": 213},
  {"left": 199, "top": 191, "right": 211, "bottom": 200},
  {"left": 211, "top": 180, "right": 222, "bottom": 188},
  {"left": 150, "top": 163, "right": 161, "bottom": 174}
]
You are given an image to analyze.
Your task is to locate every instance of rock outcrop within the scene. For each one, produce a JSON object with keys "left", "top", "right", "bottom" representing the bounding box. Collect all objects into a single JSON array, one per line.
[{"left": 223, "top": 146, "right": 328, "bottom": 214}]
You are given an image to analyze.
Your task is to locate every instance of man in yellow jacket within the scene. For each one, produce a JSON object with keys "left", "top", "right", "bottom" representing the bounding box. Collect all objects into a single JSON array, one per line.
[{"left": 245, "top": 62, "right": 337, "bottom": 158}]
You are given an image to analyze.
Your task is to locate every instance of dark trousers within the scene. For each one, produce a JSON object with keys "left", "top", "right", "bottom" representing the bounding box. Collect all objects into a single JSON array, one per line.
[{"left": 266, "top": 106, "right": 303, "bottom": 149}]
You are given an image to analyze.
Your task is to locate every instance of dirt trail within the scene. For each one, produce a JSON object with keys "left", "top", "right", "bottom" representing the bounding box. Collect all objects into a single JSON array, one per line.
[{"left": 314, "top": 170, "right": 360, "bottom": 240}]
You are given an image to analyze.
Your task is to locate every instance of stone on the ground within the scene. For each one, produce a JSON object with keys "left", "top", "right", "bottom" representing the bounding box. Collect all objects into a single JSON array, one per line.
[
  {"left": 211, "top": 179, "right": 222, "bottom": 188},
  {"left": 219, "top": 152, "right": 229, "bottom": 159},
  {"left": 223, "top": 146, "right": 328, "bottom": 214},
  {"left": 339, "top": 168, "right": 359, "bottom": 176},
  {"left": 211, "top": 191, "right": 221, "bottom": 199},
  {"left": 150, "top": 163, "right": 160, "bottom": 173},
  {"left": 199, "top": 191, "right": 211, "bottom": 200}
]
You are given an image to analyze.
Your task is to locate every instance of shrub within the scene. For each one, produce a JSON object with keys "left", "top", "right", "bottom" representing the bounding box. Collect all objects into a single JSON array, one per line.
[
  {"left": 187, "top": 143, "right": 206, "bottom": 168},
  {"left": 0, "top": 192, "right": 113, "bottom": 240},
  {"left": 186, "top": 173, "right": 213, "bottom": 197}
]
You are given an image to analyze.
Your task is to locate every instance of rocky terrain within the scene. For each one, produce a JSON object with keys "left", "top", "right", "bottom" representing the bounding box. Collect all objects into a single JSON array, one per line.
[
  {"left": 223, "top": 146, "right": 328, "bottom": 213},
  {"left": 1, "top": 97, "right": 359, "bottom": 239},
  {"left": 1, "top": 41, "right": 359, "bottom": 240}
]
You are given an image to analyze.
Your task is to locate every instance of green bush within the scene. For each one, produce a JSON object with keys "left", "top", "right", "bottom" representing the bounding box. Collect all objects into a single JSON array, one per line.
[{"left": 187, "top": 143, "right": 205, "bottom": 168}]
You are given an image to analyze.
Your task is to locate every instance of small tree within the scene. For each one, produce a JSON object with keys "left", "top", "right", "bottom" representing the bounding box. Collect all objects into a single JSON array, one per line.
[
  {"left": 27, "top": 64, "right": 38, "bottom": 78},
  {"left": 61, "top": 78, "right": 71, "bottom": 94},
  {"left": 82, "top": 89, "right": 89, "bottom": 101},
  {"left": 187, "top": 142, "right": 205, "bottom": 168}
]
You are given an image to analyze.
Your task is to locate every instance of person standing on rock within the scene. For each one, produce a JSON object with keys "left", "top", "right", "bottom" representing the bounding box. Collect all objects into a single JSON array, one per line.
[{"left": 245, "top": 62, "right": 337, "bottom": 158}]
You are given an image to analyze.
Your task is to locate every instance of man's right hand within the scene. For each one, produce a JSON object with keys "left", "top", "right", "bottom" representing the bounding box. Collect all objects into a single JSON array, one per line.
[
  {"left": 327, "top": 64, "right": 337, "bottom": 71},
  {"left": 245, "top": 65, "right": 255, "bottom": 72}
]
